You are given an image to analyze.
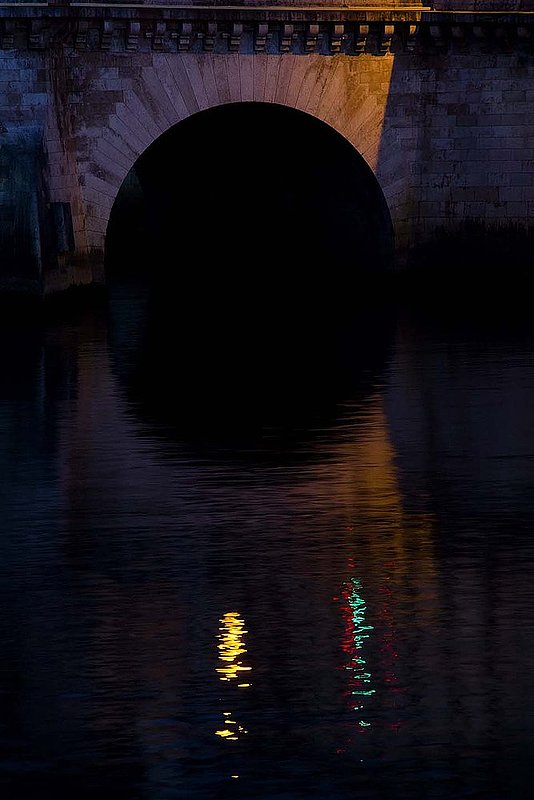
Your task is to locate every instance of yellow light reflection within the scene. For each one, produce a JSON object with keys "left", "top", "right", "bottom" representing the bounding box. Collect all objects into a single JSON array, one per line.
[
  {"left": 216, "top": 612, "right": 252, "bottom": 682},
  {"left": 214, "top": 611, "right": 251, "bottom": 743}
]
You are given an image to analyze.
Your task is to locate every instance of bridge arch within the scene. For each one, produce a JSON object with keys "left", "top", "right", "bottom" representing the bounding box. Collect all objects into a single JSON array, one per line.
[
  {"left": 71, "top": 55, "right": 402, "bottom": 273},
  {"left": 105, "top": 101, "right": 395, "bottom": 289}
]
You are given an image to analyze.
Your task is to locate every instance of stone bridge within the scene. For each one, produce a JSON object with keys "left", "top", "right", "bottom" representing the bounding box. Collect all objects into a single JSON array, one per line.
[{"left": 1, "top": 0, "right": 534, "bottom": 294}]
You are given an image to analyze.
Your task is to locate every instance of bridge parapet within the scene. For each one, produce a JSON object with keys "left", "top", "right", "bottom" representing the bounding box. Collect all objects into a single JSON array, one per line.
[{"left": 2, "top": 1, "right": 534, "bottom": 5}]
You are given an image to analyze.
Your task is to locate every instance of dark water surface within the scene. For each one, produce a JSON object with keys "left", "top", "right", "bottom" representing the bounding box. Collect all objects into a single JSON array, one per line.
[{"left": 1, "top": 285, "right": 534, "bottom": 799}]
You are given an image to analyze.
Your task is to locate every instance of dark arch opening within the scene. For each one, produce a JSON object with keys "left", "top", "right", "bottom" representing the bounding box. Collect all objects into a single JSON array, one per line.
[
  {"left": 106, "top": 102, "right": 393, "bottom": 317},
  {"left": 105, "top": 103, "right": 396, "bottom": 440}
]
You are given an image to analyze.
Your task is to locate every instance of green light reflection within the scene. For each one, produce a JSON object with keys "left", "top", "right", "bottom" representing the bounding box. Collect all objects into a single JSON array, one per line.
[{"left": 343, "top": 576, "right": 375, "bottom": 727}]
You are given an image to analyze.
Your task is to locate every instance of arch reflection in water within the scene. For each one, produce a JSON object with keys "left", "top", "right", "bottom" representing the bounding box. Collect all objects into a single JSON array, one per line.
[
  {"left": 106, "top": 279, "right": 396, "bottom": 449},
  {"left": 215, "top": 612, "right": 251, "bottom": 743}
]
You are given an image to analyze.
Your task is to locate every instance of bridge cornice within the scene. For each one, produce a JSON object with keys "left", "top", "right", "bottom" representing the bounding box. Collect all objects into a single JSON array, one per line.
[{"left": 2, "top": 3, "right": 534, "bottom": 53}]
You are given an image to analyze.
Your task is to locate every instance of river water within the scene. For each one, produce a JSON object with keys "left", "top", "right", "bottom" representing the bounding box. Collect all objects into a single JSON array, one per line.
[{"left": 1, "top": 283, "right": 533, "bottom": 799}]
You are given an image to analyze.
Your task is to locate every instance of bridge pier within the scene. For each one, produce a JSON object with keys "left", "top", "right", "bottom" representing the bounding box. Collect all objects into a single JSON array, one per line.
[
  {"left": 0, "top": 47, "right": 104, "bottom": 295},
  {"left": 0, "top": 125, "right": 45, "bottom": 294}
]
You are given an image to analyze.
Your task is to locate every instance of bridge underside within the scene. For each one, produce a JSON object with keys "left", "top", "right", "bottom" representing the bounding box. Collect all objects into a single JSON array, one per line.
[
  {"left": 106, "top": 102, "right": 395, "bottom": 307},
  {"left": 1, "top": 4, "right": 534, "bottom": 294}
]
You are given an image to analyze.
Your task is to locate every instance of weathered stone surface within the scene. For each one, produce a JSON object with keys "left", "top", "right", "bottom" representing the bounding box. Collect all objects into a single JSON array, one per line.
[
  {"left": 0, "top": 127, "right": 45, "bottom": 293},
  {"left": 1, "top": 3, "right": 534, "bottom": 292}
]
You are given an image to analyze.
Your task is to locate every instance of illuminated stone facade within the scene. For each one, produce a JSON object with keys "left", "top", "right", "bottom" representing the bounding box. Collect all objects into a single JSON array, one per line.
[{"left": 1, "top": 2, "right": 534, "bottom": 292}]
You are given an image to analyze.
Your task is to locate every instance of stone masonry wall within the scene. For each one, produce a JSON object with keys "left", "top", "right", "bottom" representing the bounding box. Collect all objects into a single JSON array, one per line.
[
  {"left": 1, "top": 18, "right": 534, "bottom": 292},
  {"left": 389, "top": 50, "right": 534, "bottom": 252},
  {"left": 0, "top": 48, "right": 95, "bottom": 293}
]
